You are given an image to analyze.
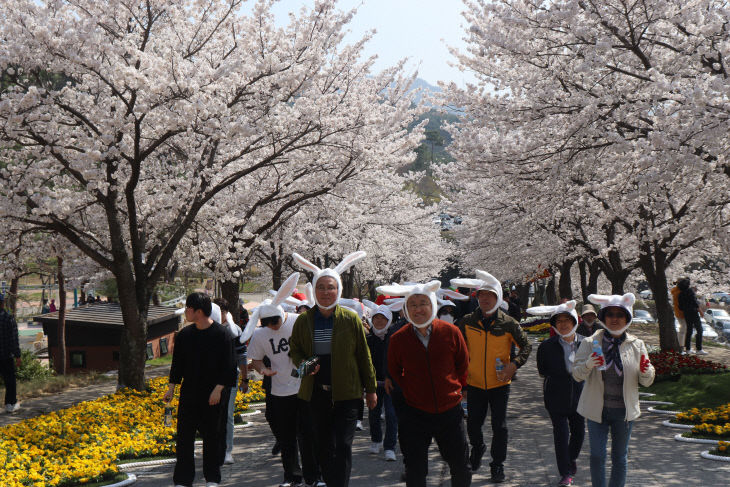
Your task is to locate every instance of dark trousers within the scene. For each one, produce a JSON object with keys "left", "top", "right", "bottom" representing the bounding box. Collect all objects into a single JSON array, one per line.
[
  {"left": 399, "top": 404, "right": 471, "bottom": 487},
  {"left": 390, "top": 383, "right": 409, "bottom": 470},
  {"left": 466, "top": 384, "right": 509, "bottom": 467},
  {"left": 217, "top": 386, "right": 232, "bottom": 466},
  {"left": 369, "top": 385, "right": 398, "bottom": 450},
  {"left": 267, "top": 393, "right": 320, "bottom": 483},
  {"left": 549, "top": 410, "right": 585, "bottom": 476},
  {"left": 684, "top": 315, "right": 703, "bottom": 351},
  {"left": 173, "top": 399, "right": 224, "bottom": 486},
  {"left": 308, "top": 386, "right": 360, "bottom": 487},
  {"left": 0, "top": 358, "right": 17, "bottom": 406},
  {"left": 358, "top": 396, "right": 364, "bottom": 421}
]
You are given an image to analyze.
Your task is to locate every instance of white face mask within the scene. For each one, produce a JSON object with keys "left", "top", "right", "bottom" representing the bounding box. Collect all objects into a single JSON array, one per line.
[{"left": 440, "top": 314, "right": 454, "bottom": 324}]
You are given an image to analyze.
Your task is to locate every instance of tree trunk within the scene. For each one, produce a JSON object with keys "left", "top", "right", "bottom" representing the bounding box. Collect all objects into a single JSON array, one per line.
[
  {"left": 558, "top": 260, "right": 574, "bottom": 300},
  {"left": 271, "top": 260, "right": 283, "bottom": 290},
  {"left": 115, "top": 266, "right": 150, "bottom": 390},
  {"left": 8, "top": 277, "right": 19, "bottom": 317},
  {"left": 545, "top": 276, "right": 558, "bottom": 305},
  {"left": 220, "top": 279, "right": 241, "bottom": 324},
  {"left": 639, "top": 243, "right": 679, "bottom": 351},
  {"left": 579, "top": 259, "right": 601, "bottom": 303},
  {"left": 341, "top": 268, "right": 355, "bottom": 299},
  {"left": 57, "top": 257, "right": 67, "bottom": 375}
]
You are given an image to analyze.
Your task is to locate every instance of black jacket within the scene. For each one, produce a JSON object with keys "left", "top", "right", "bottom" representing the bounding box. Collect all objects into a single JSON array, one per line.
[
  {"left": 367, "top": 327, "right": 395, "bottom": 382},
  {"left": 677, "top": 280, "right": 700, "bottom": 321},
  {"left": 536, "top": 335, "right": 584, "bottom": 414}
]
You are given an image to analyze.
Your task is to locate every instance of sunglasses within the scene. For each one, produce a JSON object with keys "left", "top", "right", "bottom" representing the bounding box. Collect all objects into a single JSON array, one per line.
[{"left": 604, "top": 311, "right": 626, "bottom": 319}]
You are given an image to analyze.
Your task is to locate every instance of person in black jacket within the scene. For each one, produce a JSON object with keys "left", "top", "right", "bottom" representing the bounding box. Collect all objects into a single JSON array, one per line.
[
  {"left": 677, "top": 278, "right": 705, "bottom": 354},
  {"left": 532, "top": 301, "right": 585, "bottom": 487},
  {"left": 365, "top": 305, "right": 399, "bottom": 461},
  {"left": 163, "top": 292, "right": 236, "bottom": 487}
]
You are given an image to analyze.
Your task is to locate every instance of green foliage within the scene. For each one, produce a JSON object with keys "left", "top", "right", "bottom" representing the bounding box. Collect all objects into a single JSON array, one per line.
[
  {"left": 0, "top": 350, "right": 55, "bottom": 384},
  {"left": 97, "top": 278, "right": 119, "bottom": 301},
  {"left": 641, "top": 372, "right": 730, "bottom": 410}
]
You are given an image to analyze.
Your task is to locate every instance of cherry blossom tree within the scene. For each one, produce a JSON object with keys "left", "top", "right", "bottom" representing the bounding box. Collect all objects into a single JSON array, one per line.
[
  {"left": 442, "top": 0, "right": 730, "bottom": 350},
  {"left": 0, "top": 0, "right": 421, "bottom": 388}
]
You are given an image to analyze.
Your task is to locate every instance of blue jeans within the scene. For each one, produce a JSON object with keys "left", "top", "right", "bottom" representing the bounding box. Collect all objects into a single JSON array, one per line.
[
  {"left": 369, "top": 385, "right": 398, "bottom": 450},
  {"left": 225, "top": 370, "right": 238, "bottom": 455},
  {"left": 587, "top": 407, "right": 633, "bottom": 487}
]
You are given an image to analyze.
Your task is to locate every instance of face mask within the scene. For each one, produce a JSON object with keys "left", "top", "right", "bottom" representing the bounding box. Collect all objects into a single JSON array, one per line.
[{"left": 440, "top": 314, "right": 454, "bottom": 324}]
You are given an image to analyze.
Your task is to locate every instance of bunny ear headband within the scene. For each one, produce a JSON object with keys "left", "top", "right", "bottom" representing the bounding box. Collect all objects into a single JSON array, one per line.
[
  {"left": 338, "top": 298, "right": 365, "bottom": 319},
  {"left": 588, "top": 293, "right": 635, "bottom": 333},
  {"left": 292, "top": 251, "right": 367, "bottom": 310},
  {"left": 527, "top": 300, "right": 579, "bottom": 338},
  {"left": 450, "top": 270, "right": 503, "bottom": 315},
  {"left": 436, "top": 288, "right": 468, "bottom": 311},
  {"left": 240, "top": 272, "right": 300, "bottom": 343},
  {"left": 376, "top": 280, "right": 441, "bottom": 329}
]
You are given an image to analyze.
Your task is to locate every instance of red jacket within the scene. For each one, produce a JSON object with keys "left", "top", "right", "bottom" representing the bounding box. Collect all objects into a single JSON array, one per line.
[{"left": 388, "top": 319, "right": 469, "bottom": 414}]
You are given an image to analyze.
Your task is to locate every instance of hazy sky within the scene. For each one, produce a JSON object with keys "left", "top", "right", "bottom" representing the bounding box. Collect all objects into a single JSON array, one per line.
[{"left": 269, "top": 0, "right": 476, "bottom": 87}]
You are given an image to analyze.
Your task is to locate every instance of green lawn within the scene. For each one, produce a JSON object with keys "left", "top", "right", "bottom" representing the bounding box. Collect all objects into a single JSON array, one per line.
[
  {"left": 146, "top": 355, "right": 173, "bottom": 366},
  {"left": 641, "top": 372, "right": 730, "bottom": 410}
]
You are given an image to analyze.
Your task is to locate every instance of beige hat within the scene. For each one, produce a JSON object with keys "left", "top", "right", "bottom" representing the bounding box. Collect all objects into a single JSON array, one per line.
[{"left": 581, "top": 304, "right": 597, "bottom": 316}]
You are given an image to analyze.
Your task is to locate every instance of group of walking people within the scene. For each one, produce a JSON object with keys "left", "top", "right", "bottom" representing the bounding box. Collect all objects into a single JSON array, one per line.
[{"left": 164, "top": 250, "right": 655, "bottom": 487}]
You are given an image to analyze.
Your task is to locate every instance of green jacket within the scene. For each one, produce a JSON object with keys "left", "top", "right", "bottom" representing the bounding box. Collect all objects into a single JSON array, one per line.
[{"left": 289, "top": 305, "right": 377, "bottom": 402}]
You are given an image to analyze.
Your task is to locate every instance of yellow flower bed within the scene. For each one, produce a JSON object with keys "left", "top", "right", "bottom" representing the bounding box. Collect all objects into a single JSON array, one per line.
[
  {"left": 0, "top": 377, "right": 265, "bottom": 487},
  {"left": 676, "top": 403, "right": 730, "bottom": 426},
  {"left": 691, "top": 422, "right": 730, "bottom": 439},
  {"left": 524, "top": 321, "right": 551, "bottom": 334},
  {"left": 716, "top": 440, "right": 730, "bottom": 455}
]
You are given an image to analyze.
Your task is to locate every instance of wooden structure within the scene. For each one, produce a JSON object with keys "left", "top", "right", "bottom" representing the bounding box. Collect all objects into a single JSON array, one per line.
[{"left": 34, "top": 303, "right": 180, "bottom": 373}]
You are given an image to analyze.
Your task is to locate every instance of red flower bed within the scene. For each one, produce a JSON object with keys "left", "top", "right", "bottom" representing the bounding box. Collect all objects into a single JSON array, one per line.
[{"left": 649, "top": 351, "right": 727, "bottom": 379}]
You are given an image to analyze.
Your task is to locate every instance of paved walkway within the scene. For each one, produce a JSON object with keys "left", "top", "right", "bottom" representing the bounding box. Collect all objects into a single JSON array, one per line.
[
  {"left": 2, "top": 335, "right": 730, "bottom": 485},
  {"left": 121, "top": 338, "right": 730, "bottom": 487}
]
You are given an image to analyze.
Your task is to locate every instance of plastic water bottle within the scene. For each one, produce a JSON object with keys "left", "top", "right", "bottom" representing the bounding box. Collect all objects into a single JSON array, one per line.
[
  {"left": 592, "top": 339, "right": 607, "bottom": 371},
  {"left": 164, "top": 406, "right": 173, "bottom": 427},
  {"left": 495, "top": 357, "right": 504, "bottom": 373}
]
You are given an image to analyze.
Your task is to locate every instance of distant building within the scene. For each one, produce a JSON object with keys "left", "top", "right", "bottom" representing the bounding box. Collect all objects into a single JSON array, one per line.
[{"left": 34, "top": 303, "right": 180, "bottom": 373}]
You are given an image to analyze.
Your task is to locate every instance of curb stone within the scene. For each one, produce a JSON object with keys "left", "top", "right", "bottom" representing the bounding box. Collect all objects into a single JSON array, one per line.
[
  {"left": 104, "top": 473, "right": 138, "bottom": 485},
  {"left": 674, "top": 433, "right": 722, "bottom": 445},
  {"left": 662, "top": 420, "right": 694, "bottom": 429},
  {"left": 701, "top": 451, "right": 730, "bottom": 462},
  {"left": 648, "top": 406, "right": 681, "bottom": 415}
]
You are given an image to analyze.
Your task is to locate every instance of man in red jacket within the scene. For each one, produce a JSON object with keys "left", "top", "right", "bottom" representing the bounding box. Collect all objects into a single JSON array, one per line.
[{"left": 382, "top": 281, "right": 471, "bottom": 487}]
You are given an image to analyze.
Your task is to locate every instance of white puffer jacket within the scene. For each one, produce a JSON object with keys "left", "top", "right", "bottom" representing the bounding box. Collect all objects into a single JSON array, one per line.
[{"left": 572, "top": 329, "right": 655, "bottom": 423}]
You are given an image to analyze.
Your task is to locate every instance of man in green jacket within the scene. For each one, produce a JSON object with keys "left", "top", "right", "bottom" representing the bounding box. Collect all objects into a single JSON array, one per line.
[{"left": 290, "top": 252, "right": 377, "bottom": 487}]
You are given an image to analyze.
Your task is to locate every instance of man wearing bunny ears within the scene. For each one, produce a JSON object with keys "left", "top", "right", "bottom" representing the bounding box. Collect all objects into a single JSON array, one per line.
[
  {"left": 289, "top": 252, "right": 377, "bottom": 487},
  {"left": 452, "top": 270, "right": 531, "bottom": 482},
  {"left": 381, "top": 280, "right": 472, "bottom": 487}
]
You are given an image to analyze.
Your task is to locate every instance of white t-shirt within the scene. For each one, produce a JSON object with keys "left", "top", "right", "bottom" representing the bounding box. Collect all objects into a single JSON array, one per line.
[{"left": 247, "top": 313, "right": 301, "bottom": 397}]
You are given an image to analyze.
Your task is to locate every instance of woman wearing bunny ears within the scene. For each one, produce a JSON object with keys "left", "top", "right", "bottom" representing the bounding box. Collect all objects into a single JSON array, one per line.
[
  {"left": 532, "top": 301, "right": 586, "bottom": 487},
  {"left": 381, "top": 280, "right": 472, "bottom": 487},
  {"left": 572, "top": 293, "right": 655, "bottom": 487},
  {"left": 288, "top": 251, "right": 377, "bottom": 487}
]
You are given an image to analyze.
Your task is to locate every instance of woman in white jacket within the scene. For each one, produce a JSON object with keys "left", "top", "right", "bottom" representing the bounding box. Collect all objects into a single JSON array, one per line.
[{"left": 572, "top": 293, "right": 655, "bottom": 487}]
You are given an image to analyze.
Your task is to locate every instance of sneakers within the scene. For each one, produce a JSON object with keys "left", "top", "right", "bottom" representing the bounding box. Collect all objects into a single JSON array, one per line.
[
  {"left": 304, "top": 482, "right": 325, "bottom": 487},
  {"left": 223, "top": 452, "right": 234, "bottom": 464},
  {"left": 356, "top": 420, "right": 363, "bottom": 431},
  {"left": 569, "top": 460, "right": 577, "bottom": 476},
  {"left": 490, "top": 464, "right": 505, "bottom": 483},
  {"left": 205, "top": 483, "right": 219, "bottom": 487},
  {"left": 696, "top": 349, "right": 708, "bottom": 355},
  {"left": 368, "top": 442, "right": 381, "bottom": 454},
  {"left": 557, "top": 475, "right": 573, "bottom": 486},
  {"left": 5, "top": 403, "right": 20, "bottom": 413},
  {"left": 469, "top": 443, "right": 487, "bottom": 471},
  {"left": 278, "top": 483, "right": 301, "bottom": 487},
  {"left": 384, "top": 449, "right": 396, "bottom": 461}
]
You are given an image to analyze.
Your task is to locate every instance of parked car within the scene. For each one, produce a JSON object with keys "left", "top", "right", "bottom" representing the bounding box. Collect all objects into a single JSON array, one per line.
[
  {"left": 708, "top": 292, "right": 730, "bottom": 304},
  {"left": 675, "top": 318, "right": 717, "bottom": 341},
  {"left": 704, "top": 308, "right": 730, "bottom": 330},
  {"left": 720, "top": 322, "right": 730, "bottom": 342},
  {"left": 702, "top": 322, "right": 719, "bottom": 340},
  {"left": 633, "top": 309, "right": 655, "bottom": 324},
  {"left": 638, "top": 289, "right": 653, "bottom": 300}
]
